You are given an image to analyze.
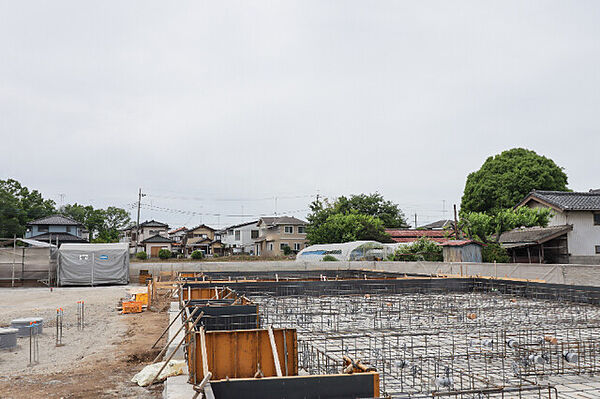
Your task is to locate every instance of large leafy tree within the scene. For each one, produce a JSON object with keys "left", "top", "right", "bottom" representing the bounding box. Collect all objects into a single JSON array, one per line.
[
  {"left": 306, "top": 193, "right": 406, "bottom": 244},
  {"left": 61, "top": 204, "right": 131, "bottom": 242},
  {"left": 306, "top": 212, "right": 392, "bottom": 245},
  {"left": 461, "top": 148, "right": 569, "bottom": 214},
  {"left": 459, "top": 207, "right": 551, "bottom": 243},
  {"left": 0, "top": 179, "right": 56, "bottom": 237}
]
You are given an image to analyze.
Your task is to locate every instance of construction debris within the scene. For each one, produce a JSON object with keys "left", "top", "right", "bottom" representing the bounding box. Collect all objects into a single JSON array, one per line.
[{"left": 131, "top": 360, "right": 186, "bottom": 386}]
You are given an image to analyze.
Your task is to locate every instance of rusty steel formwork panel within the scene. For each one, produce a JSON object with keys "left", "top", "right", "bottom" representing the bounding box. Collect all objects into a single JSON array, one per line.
[{"left": 191, "top": 328, "right": 297, "bottom": 384}]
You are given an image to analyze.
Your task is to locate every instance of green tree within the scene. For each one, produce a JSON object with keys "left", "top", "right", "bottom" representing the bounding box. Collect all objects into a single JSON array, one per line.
[
  {"left": 0, "top": 179, "right": 56, "bottom": 237},
  {"left": 306, "top": 193, "right": 407, "bottom": 244},
  {"left": 95, "top": 206, "right": 131, "bottom": 242},
  {"left": 61, "top": 204, "right": 130, "bottom": 242},
  {"left": 461, "top": 148, "right": 569, "bottom": 214},
  {"left": 307, "top": 212, "right": 392, "bottom": 245},
  {"left": 459, "top": 207, "right": 551, "bottom": 243}
]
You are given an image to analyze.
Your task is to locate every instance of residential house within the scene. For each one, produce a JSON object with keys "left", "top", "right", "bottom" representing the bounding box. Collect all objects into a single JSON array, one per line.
[
  {"left": 168, "top": 227, "right": 188, "bottom": 255},
  {"left": 185, "top": 224, "right": 223, "bottom": 256},
  {"left": 221, "top": 220, "right": 260, "bottom": 254},
  {"left": 25, "top": 215, "right": 87, "bottom": 245},
  {"left": 253, "top": 216, "right": 308, "bottom": 256},
  {"left": 120, "top": 220, "right": 169, "bottom": 252},
  {"left": 504, "top": 190, "right": 600, "bottom": 264},
  {"left": 385, "top": 229, "right": 450, "bottom": 244},
  {"left": 141, "top": 234, "right": 173, "bottom": 258}
]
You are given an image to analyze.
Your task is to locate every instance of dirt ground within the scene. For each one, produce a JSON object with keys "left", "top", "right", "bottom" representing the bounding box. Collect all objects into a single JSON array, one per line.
[{"left": 0, "top": 285, "right": 169, "bottom": 398}]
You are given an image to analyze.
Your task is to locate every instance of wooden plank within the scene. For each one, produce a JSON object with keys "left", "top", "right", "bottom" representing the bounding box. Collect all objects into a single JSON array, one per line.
[{"left": 268, "top": 326, "right": 283, "bottom": 377}]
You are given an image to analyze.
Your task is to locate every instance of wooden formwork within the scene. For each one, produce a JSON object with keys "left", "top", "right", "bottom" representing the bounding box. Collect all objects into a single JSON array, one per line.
[
  {"left": 181, "top": 286, "right": 254, "bottom": 305},
  {"left": 190, "top": 328, "right": 297, "bottom": 384}
]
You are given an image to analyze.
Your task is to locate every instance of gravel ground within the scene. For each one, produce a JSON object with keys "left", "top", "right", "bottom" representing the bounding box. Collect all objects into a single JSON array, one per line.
[
  {"left": 0, "top": 285, "right": 168, "bottom": 398},
  {"left": 0, "top": 285, "right": 132, "bottom": 377}
]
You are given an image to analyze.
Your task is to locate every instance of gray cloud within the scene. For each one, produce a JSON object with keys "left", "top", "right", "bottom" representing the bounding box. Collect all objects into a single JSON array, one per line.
[{"left": 1, "top": 1, "right": 599, "bottom": 228}]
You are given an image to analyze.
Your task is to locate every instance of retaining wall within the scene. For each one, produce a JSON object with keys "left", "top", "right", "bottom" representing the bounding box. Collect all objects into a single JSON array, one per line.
[{"left": 131, "top": 260, "right": 600, "bottom": 287}]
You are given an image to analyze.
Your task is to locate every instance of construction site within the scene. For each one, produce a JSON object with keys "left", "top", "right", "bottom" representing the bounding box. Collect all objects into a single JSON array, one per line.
[{"left": 4, "top": 262, "right": 600, "bottom": 398}]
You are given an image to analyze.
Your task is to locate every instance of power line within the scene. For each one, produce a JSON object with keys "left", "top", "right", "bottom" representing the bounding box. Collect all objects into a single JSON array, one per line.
[{"left": 138, "top": 203, "right": 309, "bottom": 218}]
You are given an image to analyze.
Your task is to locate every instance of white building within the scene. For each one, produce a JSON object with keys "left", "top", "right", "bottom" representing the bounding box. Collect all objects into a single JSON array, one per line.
[
  {"left": 221, "top": 220, "right": 260, "bottom": 254},
  {"left": 517, "top": 190, "right": 600, "bottom": 264}
]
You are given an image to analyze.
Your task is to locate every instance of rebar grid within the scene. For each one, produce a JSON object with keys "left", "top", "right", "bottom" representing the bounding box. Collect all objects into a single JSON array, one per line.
[{"left": 250, "top": 291, "right": 600, "bottom": 398}]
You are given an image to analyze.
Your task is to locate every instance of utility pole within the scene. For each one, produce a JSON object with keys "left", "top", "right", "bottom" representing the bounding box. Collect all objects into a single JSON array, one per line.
[
  {"left": 414, "top": 213, "right": 418, "bottom": 229},
  {"left": 135, "top": 188, "right": 146, "bottom": 254},
  {"left": 453, "top": 204, "right": 459, "bottom": 239}
]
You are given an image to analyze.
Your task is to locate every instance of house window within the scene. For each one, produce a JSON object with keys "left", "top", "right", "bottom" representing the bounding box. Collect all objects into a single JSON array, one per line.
[
  {"left": 268, "top": 243, "right": 273, "bottom": 251},
  {"left": 596, "top": 246, "right": 600, "bottom": 254},
  {"left": 235, "top": 230, "right": 241, "bottom": 241},
  {"left": 251, "top": 230, "right": 259, "bottom": 239},
  {"left": 297, "top": 226, "right": 306, "bottom": 234},
  {"left": 66, "top": 226, "right": 72, "bottom": 233},
  {"left": 294, "top": 243, "right": 301, "bottom": 251},
  {"left": 228, "top": 230, "right": 233, "bottom": 235},
  {"left": 284, "top": 226, "right": 293, "bottom": 234},
  {"left": 280, "top": 243, "right": 287, "bottom": 250},
  {"left": 38, "top": 225, "right": 49, "bottom": 233},
  {"left": 594, "top": 213, "right": 600, "bottom": 226}
]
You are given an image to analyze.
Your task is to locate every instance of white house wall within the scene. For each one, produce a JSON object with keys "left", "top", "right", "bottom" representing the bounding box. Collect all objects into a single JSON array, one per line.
[
  {"left": 527, "top": 202, "right": 600, "bottom": 260},
  {"left": 222, "top": 223, "right": 259, "bottom": 253}
]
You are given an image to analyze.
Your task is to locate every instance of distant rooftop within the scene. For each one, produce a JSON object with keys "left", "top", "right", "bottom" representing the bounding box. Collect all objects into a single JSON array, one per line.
[
  {"left": 518, "top": 190, "right": 600, "bottom": 211},
  {"left": 27, "top": 214, "right": 81, "bottom": 226},
  {"left": 418, "top": 219, "right": 455, "bottom": 230},
  {"left": 260, "top": 216, "right": 307, "bottom": 226}
]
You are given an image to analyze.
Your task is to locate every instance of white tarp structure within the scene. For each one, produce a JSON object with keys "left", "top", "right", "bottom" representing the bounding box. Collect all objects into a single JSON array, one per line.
[
  {"left": 296, "top": 241, "right": 404, "bottom": 262},
  {"left": 58, "top": 243, "right": 129, "bottom": 286}
]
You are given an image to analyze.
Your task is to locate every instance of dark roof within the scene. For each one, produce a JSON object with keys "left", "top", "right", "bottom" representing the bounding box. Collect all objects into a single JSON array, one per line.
[
  {"left": 441, "top": 240, "right": 482, "bottom": 247},
  {"left": 385, "top": 229, "right": 448, "bottom": 243},
  {"left": 418, "top": 220, "right": 455, "bottom": 230},
  {"left": 27, "top": 214, "right": 81, "bottom": 226},
  {"left": 141, "top": 234, "right": 173, "bottom": 244},
  {"left": 225, "top": 220, "right": 260, "bottom": 230},
  {"left": 29, "top": 232, "right": 87, "bottom": 243},
  {"left": 140, "top": 220, "right": 169, "bottom": 228},
  {"left": 188, "top": 224, "right": 215, "bottom": 232},
  {"left": 518, "top": 191, "right": 600, "bottom": 211},
  {"left": 260, "top": 216, "right": 307, "bottom": 226},
  {"left": 498, "top": 225, "right": 572, "bottom": 248}
]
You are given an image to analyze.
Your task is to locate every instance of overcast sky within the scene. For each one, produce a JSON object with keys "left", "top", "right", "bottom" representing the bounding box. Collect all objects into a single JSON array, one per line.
[{"left": 1, "top": 1, "right": 599, "bottom": 229}]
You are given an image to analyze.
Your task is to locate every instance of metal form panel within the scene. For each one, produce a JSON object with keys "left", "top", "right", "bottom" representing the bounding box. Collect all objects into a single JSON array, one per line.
[{"left": 209, "top": 373, "right": 380, "bottom": 399}]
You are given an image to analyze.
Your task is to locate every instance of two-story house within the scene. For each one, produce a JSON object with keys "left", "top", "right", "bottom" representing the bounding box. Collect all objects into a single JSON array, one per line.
[
  {"left": 507, "top": 190, "right": 600, "bottom": 264},
  {"left": 120, "top": 220, "right": 169, "bottom": 252},
  {"left": 185, "top": 224, "right": 223, "bottom": 256},
  {"left": 253, "top": 216, "right": 308, "bottom": 256},
  {"left": 221, "top": 220, "right": 260, "bottom": 255},
  {"left": 25, "top": 215, "right": 87, "bottom": 245}
]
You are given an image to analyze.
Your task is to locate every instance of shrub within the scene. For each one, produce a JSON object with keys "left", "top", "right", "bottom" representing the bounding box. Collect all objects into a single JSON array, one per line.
[
  {"left": 482, "top": 242, "right": 510, "bottom": 263},
  {"left": 322, "top": 254, "right": 338, "bottom": 262},
  {"left": 391, "top": 237, "right": 443, "bottom": 262},
  {"left": 282, "top": 245, "right": 293, "bottom": 256},
  {"left": 191, "top": 250, "right": 204, "bottom": 260},
  {"left": 158, "top": 249, "right": 171, "bottom": 259},
  {"left": 135, "top": 251, "right": 147, "bottom": 260}
]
